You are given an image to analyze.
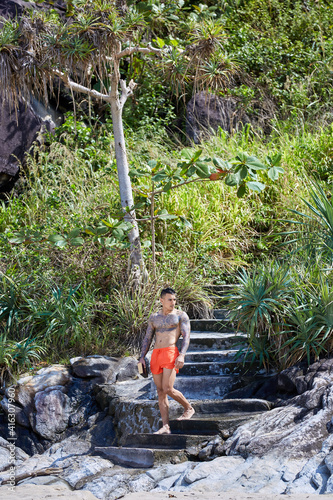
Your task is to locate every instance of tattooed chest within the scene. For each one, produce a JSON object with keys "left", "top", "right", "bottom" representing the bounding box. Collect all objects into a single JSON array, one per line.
[{"left": 154, "top": 313, "right": 180, "bottom": 332}]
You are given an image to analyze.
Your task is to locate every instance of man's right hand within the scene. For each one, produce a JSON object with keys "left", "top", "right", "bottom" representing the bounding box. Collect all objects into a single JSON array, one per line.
[{"left": 138, "top": 356, "right": 146, "bottom": 367}]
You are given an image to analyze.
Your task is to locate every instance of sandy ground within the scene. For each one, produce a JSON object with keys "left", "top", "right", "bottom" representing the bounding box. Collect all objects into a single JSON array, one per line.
[{"left": 0, "top": 485, "right": 333, "bottom": 500}]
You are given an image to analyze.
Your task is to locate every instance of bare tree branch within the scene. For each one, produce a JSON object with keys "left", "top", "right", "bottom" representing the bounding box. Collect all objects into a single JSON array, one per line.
[
  {"left": 52, "top": 69, "right": 111, "bottom": 102},
  {"left": 116, "top": 44, "right": 163, "bottom": 60},
  {"left": 119, "top": 79, "right": 137, "bottom": 108}
]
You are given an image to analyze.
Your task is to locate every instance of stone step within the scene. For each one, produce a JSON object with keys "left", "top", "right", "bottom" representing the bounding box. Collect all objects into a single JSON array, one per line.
[
  {"left": 185, "top": 349, "right": 240, "bottom": 363},
  {"left": 167, "top": 413, "right": 262, "bottom": 439},
  {"left": 94, "top": 446, "right": 187, "bottom": 468},
  {"left": 213, "top": 308, "right": 231, "bottom": 319},
  {"left": 204, "top": 284, "right": 236, "bottom": 296},
  {"left": 190, "top": 318, "right": 233, "bottom": 332},
  {"left": 123, "top": 433, "right": 208, "bottom": 450},
  {"left": 181, "top": 361, "right": 245, "bottom": 376},
  {"left": 151, "top": 375, "right": 238, "bottom": 400},
  {"left": 183, "top": 332, "right": 247, "bottom": 351},
  {"left": 192, "top": 398, "right": 272, "bottom": 414}
]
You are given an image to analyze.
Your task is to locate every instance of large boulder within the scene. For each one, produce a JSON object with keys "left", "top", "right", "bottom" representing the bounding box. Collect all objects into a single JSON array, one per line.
[
  {"left": 186, "top": 92, "right": 250, "bottom": 143},
  {"left": 0, "top": 1, "right": 64, "bottom": 196},
  {"left": 222, "top": 359, "right": 333, "bottom": 460}
]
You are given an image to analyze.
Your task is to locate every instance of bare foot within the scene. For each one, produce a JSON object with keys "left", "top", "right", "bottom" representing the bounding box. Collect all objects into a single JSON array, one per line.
[
  {"left": 177, "top": 406, "right": 195, "bottom": 421},
  {"left": 154, "top": 424, "right": 171, "bottom": 434}
]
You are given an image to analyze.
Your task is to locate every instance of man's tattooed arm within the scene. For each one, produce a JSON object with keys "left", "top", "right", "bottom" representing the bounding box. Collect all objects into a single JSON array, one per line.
[
  {"left": 179, "top": 312, "right": 191, "bottom": 356},
  {"left": 139, "top": 316, "right": 155, "bottom": 359}
]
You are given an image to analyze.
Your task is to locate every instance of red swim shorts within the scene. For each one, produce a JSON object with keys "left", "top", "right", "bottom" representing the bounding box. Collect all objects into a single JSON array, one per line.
[{"left": 150, "top": 346, "right": 180, "bottom": 375}]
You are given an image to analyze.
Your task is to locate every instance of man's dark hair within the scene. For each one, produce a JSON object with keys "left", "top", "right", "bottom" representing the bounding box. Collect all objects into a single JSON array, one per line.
[{"left": 160, "top": 287, "right": 176, "bottom": 298}]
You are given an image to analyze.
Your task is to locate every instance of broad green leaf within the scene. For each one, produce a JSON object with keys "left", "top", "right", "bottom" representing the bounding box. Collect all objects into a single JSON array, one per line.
[
  {"left": 247, "top": 181, "right": 266, "bottom": 192},
  {"left": 239, "top": 165, "right": 248, "bottom": 180},
  {"left": 180, "top": 148, "right": 194, "bottom": 160},
  {"left": 70, "top": 237, "right": 84, "bottom": 246},
  {"left": 48, "top": 234, "right": 67, "bottom": 247},
  {"left": 192, "top": 149, "right": 203, "bottom": 162},
  {"left": 245, "top": 156, "right": 267, "bottom": 170},
  {"left": 9, "top": 233, "right": 26, "bottom": 244},
  {"left": 267, "top": 153, "right": 282, "bottom": 166},
  {"left": 112, "top": 228, "right": 124, "bottom": 240},
  {"left": 152, "top": 172, "right": 168, "bottom": 182},
  {"left": 101, "top": 219, "right": 115, "bottom": 228},
  {"left": 117, "top": 221, "right": 132, "bottom": 231},
  {"left": 148, "top": 160, "right": 158, "bottom": 168},
  {"left": 267, "top": 166, "right": 283, "bottom": 181},
  {"left": 237, "top": 184, "right": 246, "bottom": 198},
  {"left": 142, "top": 240, "right": 151, "bottom": 248},
  {"left": 163, "top": 181, "right": 172, "bottom": 192},
  {"left": 235, "top": 152, "right": 248, "bottom": 162},
  {"left": 213, "top": 158, "right": 230, "bottom": 171},
  {"left": 186, "top": 166, "right": 196, "bottom": 177},
  {"left": 195, "top": 163, "right": 210, "bottom": 178},
  {"left": 225, "top": 173, "right": 239, "bottom": 186},
  {"left": 69, "top": 228, "right": 81, "bottom": 238},
  {"left": 96, "top": 226, "right": 108, "bottom": 235}
]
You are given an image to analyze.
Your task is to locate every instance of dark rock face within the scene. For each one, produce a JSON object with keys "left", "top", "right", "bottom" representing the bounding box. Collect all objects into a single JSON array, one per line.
[
  {"left": 186, "top": 92, "right": 250, "bottom": 143},
  {"left": 0, "top": 0, "right": 28, "bottom": 19},
  {"left": 0, "top": 0, "right": 64, "bottom": 196},
  {"left": 0, "top": 100, "right": 49, "bottom": 195}
]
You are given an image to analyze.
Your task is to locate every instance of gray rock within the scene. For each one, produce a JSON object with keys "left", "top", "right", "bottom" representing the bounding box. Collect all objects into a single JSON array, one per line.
[
  {"left": 70, "top": 355, "right": 122, "bottom": 383},
  {"left": 81, "top": 471, "right": 132, "bottom": 500},
  {"left": 116, "top": 357, "right": 140, "bottom": 382},
  {"left": 42, "top": 436, "right": 92, "bottom": 459},
  {"left": 277, "top": 366, "right": 305, "bottom": 393},
  {"left": 153, "top": 473, "right": 180, "bottom": 491},
  {"left": 95, "top": 446, "right": 154, "bottom": 468},
  {"left": 198, "top": 444, "right": 214, "bottom": 461},
  {"left": 146, "top": 462, "right": 192, "bottom": 483},
  {"left": 51, "top": 455, "right": 113, "bottom": 488},
  {"left": 127, "top": 474, "right": 155, "bottom": 493},
  {"left": 186, "top": 92, "right": 250, "bottom": 143},
  {"left": 31, "top": 387, "right": 71, "bottom": 439},
  {"left": 0, "top": 437, "right": 29, "bottom": 474},
  {"left": 184, "top": 455, "right": 246, "bottom": 485},
  {"left": 17, "top": 475, "right": 70, "bottom": 487},
  {"left": 223, "top": 381, "right": 333, "bottom": 459}
]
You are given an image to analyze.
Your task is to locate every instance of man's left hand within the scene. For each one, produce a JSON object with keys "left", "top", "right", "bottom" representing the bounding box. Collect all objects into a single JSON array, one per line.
[{"left": 175, "top": 354, "right": 185, "bottom": 370}]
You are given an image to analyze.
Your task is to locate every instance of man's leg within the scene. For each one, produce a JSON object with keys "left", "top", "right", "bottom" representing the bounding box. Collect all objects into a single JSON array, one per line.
[
  {"left": 162, "top": 368, "right": 195, "bottom": 420},
  {"left": 153, "top": 372, "right": 171, "bottom": 434}
]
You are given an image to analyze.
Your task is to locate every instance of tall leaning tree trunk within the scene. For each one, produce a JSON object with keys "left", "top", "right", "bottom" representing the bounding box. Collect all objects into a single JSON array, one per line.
[{"left": 109, "top": 65, "right": 147, "bottom": 286}]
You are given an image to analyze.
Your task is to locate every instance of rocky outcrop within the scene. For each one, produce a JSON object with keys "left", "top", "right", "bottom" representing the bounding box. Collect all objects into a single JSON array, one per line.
[
  {"left": 0, "top": 356, "right": 139, "bottom": 453},
  {"left": 3, "top": 357, "right": 333, "bottom": 497},
  {"left": 186, "top": 92, "right": 250, "bottom": 143},
  {"left": 223, "top": 359, "right": 333, "bottom": 459},
  {"left": 0, "top": 1, "right": 65, "bottom": 196}
]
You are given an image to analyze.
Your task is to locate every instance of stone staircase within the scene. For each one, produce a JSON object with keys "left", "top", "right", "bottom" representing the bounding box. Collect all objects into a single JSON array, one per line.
[{"left": 95, "top": 285, "right": 272, "bottom": 468}]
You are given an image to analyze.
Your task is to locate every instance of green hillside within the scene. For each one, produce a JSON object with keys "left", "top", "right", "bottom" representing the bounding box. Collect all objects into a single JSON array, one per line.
[{"left": 1, "top": 0, "right": 333, "bottom": 376}]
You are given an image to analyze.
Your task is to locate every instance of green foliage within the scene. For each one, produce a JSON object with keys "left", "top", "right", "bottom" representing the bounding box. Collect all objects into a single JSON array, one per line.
[{"left": 284, "top": 182, "right": 333, "bottom": 263}]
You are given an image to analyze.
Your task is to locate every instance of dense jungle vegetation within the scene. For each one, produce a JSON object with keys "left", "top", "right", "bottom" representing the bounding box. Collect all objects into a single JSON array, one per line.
[{"left": 2, "top": 0, "right": 333, "bottom": 380}]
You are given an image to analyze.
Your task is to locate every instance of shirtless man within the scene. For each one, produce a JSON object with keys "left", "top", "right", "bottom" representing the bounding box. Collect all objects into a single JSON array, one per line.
[{"left": 138, "top": 287, "right": 195, "bottom": 435}]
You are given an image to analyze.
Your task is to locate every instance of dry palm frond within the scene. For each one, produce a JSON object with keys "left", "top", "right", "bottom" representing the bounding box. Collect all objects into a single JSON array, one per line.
[{"left": 0, "top": 3, "right": 146, "bottom": 110}]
